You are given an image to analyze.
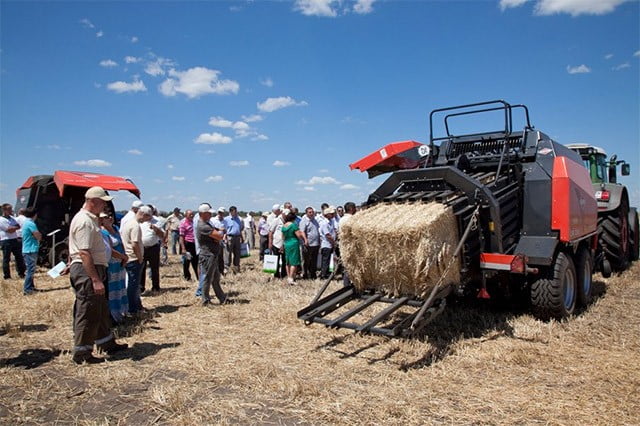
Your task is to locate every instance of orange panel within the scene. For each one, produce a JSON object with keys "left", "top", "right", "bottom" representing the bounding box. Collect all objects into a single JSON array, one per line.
[{"left": 551, "top": 157, "right": 597, "bottom": 242}]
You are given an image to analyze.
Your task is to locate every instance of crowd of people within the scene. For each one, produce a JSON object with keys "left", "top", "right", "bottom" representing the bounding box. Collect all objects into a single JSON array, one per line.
[{"left": 0, "top": 188, "right": 357, "bottom": 364}]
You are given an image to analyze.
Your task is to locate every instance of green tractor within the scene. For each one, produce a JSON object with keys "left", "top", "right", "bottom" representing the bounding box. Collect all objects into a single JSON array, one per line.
[{"left": 568, "top": 144, "right": 639, "bottom": 276}]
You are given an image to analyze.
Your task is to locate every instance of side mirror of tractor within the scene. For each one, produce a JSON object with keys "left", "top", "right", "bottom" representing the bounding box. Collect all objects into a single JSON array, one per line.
[{"left": 621, "top": 163, "right": 630, "bottom": 176}]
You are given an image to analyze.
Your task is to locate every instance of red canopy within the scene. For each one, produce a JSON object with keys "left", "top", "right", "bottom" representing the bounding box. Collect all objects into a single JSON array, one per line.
[
  {"left": 349, "top": 140, "right": 425, "bottom": 178},
  {"left": 53, "top": 171, "right": 141, "bottom": 197}
]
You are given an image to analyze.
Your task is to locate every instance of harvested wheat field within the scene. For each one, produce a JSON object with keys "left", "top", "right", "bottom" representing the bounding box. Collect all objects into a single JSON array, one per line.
[{"left": 1, "top": 251, "right": 639, "bottom": 425}]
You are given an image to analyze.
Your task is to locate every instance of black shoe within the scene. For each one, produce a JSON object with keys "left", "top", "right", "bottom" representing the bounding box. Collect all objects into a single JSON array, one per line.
[
  {"left": 103, "top": 342, "right": 128, "bottom": 355},
  {"left": 202, "top": 299, "right": 212, "bottom": 306},
  {"left": 73, "top": 353, "right": 105, "bottom": 365}
]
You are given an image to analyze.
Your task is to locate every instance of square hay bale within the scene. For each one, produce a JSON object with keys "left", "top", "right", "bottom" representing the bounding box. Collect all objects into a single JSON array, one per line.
[{"left": 340, "top": 202, "right": 461, "bottom": 298}]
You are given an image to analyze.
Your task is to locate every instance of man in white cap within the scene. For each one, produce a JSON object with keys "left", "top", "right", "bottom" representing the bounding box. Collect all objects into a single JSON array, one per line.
[
  {"left": 319, "top": 206, "right": 337, "bottom": 279},
  {"left": 195, "top": 203, "right": 227, "bottom": 305},
  {"left": 68, "top": 186, "right": 127, "bottom": 364},
  {"left": 120, "top": 200, "right": 143, "bottom": 229}
]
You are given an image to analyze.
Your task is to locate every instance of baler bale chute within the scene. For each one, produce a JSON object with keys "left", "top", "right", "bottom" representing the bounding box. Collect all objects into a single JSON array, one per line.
[{"left": 298, "top": 100, "right": 599, "bottom": 338}]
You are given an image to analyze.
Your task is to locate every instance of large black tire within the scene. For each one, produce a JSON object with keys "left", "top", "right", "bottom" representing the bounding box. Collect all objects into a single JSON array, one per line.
[
  {"left": 629, "top": 208, "right": 639, "bottom": 262},
  {"left": 531, "top": 252, "right": 577, "bottom": 320},
  {"left": 575, "top": 247, "right": 593, "bottom": 307},
  {"left": 598, "top": 198, "right": 630, "bottom": 271}
]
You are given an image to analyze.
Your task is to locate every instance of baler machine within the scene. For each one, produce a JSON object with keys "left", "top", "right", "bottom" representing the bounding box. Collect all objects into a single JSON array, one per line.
[{"left": 298, "top": 100, "right": 597, "bottom": 338}]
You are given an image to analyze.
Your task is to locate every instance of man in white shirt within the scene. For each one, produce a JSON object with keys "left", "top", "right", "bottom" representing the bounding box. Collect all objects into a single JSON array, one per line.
[
  {"left": 268, "top": 206, "right": 287, "bottom": 278},
  {"left": 140, "top": 205, "right": 165, "bottom": 293},
  {"left": 0, "top": 203, "right": 26, "bottom": 279},
  {"left": 243, "top": 213, "right": 256, "bottom": 250},
  {"left": 319, "top": 207, "right": 337, "bottom": 279}
]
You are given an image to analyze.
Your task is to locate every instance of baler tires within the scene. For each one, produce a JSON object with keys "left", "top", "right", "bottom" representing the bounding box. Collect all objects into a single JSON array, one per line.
[
  {"left": 531, "top": 252, "right": 577, "bottom": 320},
  {"left": 598, "top": 199, "right": 630, "bottom": 271},
  {"left": 629, "top": 208, "right": 639, "bottom": 262},
  {"left": 575, "top": 248, "right": 593, "bottom": 307}
]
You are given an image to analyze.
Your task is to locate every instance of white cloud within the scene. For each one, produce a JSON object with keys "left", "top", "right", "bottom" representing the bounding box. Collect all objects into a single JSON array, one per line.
[
  {"left": 634, "top": 50, "right": 640, "bottom": 57},
  {"left": 96, "top": 31, "right": 104, "bottom": 38},
  {"left": 273, "top": 160, "right": 290, "bottom": 167},
  {"left": 194, "top": 132, "right": 233, "bottom": 144},
  {"left": 172, "top": 176, "right": 186, "bottom": 181},
  {"left": 209, "top": 116, "right": 249, "bottom": 130},
  {"left": 131, "top": 36, "right": 139, "bottom": 43},
  {"left": 318, "top": 169, "right": 329, "bottom": 173},
  {"left": 99, "top": 59, "right": 118, "bottom": 67},
  {"left": 535, "top": 0, "right": 627, "bottom": 16},
  {"left": 257, "top": 96, "right": 308, "bottom": 112},
  {"left": 340, "top": 184, "right": 359, "bottom": 190},
  {"left": 144, "top": 56, "right": 175, "bottom": 76},
  {"left": 107, "top": 78, "right": 147, "bottom": 93},
  {"left": 294, "top": 0, "right": 338, "bottom": 17},
  {"left": 242, "top": 114, "right": 263, "bottom": 122},
  {"left": 47, "top": 145, "right": 61, "bottom": 150},
  {"left": 604, "top": 53, "right": 614, "bottom": 60},
  {"left": 260, "top": 77, "right": 274, "bottom": 87},
  {"left": 500, "top": 0, "right": 627, "bottom": 15},
  {"left": 167, "top": 164, "right": 174, "bottom": 169},
  {"left": 296, "top": 176, "right": 341, "bottom": 185},
  {"left": 499, "top": 0, "right": 529, "bottom": 11},
  {"left": 303, "top": 186, "right": 316, "bottom": 191},
  {"left": 354, "top": 0, "right": 375, "bottom": 14},
  {"left": 612, "top": 63, "right": 630, "bottom": 71},
  {"left": 74, "top": 159, "right": 111, "bottom": 167},
  {"left": 159, "top": 67, "right": 239, "bottom": 98},
  {"left": 251, "top": 134, "right": 269, "bottom": 141},
  {"left": 205, "top": 175, "right": 224, "bottom": 183},
  {"left": 566, "top": 64, "right": 591, "bottom": 74},
  {"left": 80, "top": 18, "right": 95, "bottom": 29},
  {"left": 230, "top": 160, "right": 249, "bottom": 167},
  {"left": 127, "top": 149, "right": 143, "bottom": 155},
  {"left": 125, "top": 56, "right": 141, "bottom": 64}
]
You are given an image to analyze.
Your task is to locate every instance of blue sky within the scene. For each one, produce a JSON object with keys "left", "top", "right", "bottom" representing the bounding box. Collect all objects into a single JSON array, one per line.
[{"left": 1, "top": 0, "right": 638, "bottom": 213}]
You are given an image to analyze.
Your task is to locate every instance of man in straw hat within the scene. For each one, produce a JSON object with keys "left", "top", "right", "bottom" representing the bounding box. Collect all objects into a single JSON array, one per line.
[{"left": 68, "top": 186, "right": 128, "bottom": 364}]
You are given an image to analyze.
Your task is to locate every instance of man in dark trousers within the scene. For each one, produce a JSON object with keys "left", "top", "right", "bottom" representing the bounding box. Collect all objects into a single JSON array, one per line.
[
  {"left": 196, "top": 204, "right": 227, "bottom": 306},
  {"left": 68, "top": 186, "right": 127, "bottom": 364}
]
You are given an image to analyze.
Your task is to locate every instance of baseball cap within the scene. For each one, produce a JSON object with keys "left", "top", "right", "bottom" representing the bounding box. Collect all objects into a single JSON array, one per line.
[
  {"left": 132, "top": 200, "right": 143, "bottom": 208},
  {"left": 198, "top": 203, "right": 214, "bottom": 214},
  {"left": 217, "top": 207, "right": 226, "bottom": 213},
  {"left": 139, "top": 205, "right": 153, "bottom": 216},
  {"left": 272, "top": 203, "right": 281, "bottom": 212},
  {"left": 85, "top": 186, "right": 113, "bottom": 201},
  {"left": 261, "top": 211, "right": 268, "bottom": 217},
  {"left": 323, "top": 207, "right": 336, "bottom": 215}
]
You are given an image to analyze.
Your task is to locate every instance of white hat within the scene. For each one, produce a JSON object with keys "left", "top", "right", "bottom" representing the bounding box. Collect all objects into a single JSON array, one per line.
[
  {"left": 85, "top": 186, "right": 113, "bottom": 201},
  {"left": 261, "top": 211, "right": 268, "bottom": 217},
  {"left": 282, "top": 208, "right": 291, "bottom": 216},
  {"left": 217, "top": 207, "right": 226, "bottom": 213},
  {"left": 198, "top": 203, "right": 214, "bottom": 214},
  {"left": 272, "top": 203, "right": 281, "bottom": 212},
  {"left": 139, "top": 205, "right": 153, "bottom": 216},
  {"left": 323, "top": 207, "right": 335, "bottom": 215},
  {"left": 99, "top": 212, "right": 110, "bottom": 218},
  {"left": 132, "top": 200, "right": 143, "bottom": 208}
]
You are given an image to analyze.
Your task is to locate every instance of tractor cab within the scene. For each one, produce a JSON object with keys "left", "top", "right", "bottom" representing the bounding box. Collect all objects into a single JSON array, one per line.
[{"left": 567, "top": 143, "right": 630, "bottom": 185}]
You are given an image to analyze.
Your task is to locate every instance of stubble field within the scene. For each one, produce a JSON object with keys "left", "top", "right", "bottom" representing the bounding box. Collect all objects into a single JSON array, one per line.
[{"left": 1, "top": 250, "right": 639, "bottom": 425}]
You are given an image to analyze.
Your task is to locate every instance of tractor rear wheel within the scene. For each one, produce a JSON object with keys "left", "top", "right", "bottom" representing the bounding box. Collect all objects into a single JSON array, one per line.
[
  {"left": 629, "top": 208, "right": 639, "bottom": 262},
  {"left": 599, "top": 198, "right": 630, "bottom": 271},
  {"left": 531, "top": 252, "right": 577, "bottom": 320},
  {"left": 575, "top": 247, "right": 593, "bottom": 307}
]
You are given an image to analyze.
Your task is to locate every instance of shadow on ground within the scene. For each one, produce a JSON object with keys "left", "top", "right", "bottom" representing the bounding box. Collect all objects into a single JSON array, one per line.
[
  {"left": 107, "top": 342, "right": 180, "bottom": 362},
  {"left": 0, "top": 323, "right": 49, "bottom": 337},
  {"left": 0, "top": 348, "right": 62, "bottom": 369}
]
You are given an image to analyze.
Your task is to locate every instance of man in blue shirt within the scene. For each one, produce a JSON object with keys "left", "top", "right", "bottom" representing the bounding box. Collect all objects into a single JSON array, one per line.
[
  {"left": 21, "top": 207, "right": 41, "bottom": 295},
  {"left": 226, "top": 206, "right": 245, "bottom": 273}
]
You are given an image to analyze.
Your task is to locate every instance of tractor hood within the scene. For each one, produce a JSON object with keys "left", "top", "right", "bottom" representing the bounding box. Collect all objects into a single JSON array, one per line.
[{"left": 349, "top": 140, "right": 429, "bottom": 178}]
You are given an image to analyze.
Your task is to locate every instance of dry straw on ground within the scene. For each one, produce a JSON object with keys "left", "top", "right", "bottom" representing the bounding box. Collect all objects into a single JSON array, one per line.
[
  {"left": 340, "top": 202, "right": 460, "bottom": 298},
  {"left": 1, "top": 250, "right": 639, "bottom": 424}
]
